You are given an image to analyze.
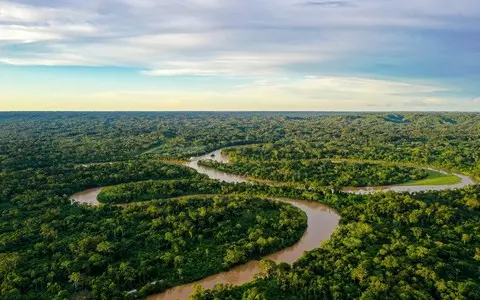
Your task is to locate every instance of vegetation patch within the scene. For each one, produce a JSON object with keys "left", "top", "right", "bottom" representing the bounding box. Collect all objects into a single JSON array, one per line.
[
  {"left": 384, "top": 114, "right": 411, "bottom": 124},
  {"left": 2, "top": 112, "right": 480, "bottom": 300},
  {"left": 0, "top": 195, "right": 306, "bottom": 299},
  {"left": 199, "top": 158, "right": 428, "bottom": 188},
  {"left": 192, "top": 186, "right": 480, "bottom": 300},
  {"left": 401, "top": 170, "right": 462, "bottom": 186}
]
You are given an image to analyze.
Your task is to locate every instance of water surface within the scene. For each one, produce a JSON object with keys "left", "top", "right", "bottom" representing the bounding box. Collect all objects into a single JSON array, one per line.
[
  {"left": 71, "top": 187, "right": 102, "bottom": 206},
  {"left": 70, "top": 149, "right": 476, "bottom": 300},
  {"left": 148, "top": 150, "right": 339, "bottom": 299},
  {"left": 148, "top": 197, "right": 338, "bottom": 300},
  {"left": 185, "top": 150, "right": 249, "bottom": 183}
]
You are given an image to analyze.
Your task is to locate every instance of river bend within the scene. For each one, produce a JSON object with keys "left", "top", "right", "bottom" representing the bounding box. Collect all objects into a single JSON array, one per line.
[{"left": 71, "top": 149, "right": 475, "bottom": 300}]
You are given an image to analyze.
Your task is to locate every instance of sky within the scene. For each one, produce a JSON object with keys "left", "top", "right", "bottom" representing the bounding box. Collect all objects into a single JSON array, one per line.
[{"left": 0, "top": 0, "right": 479, "bottom": 111}]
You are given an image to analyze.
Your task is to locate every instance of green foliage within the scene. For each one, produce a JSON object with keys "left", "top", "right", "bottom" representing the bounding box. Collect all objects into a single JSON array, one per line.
[
  {"left": 400, "top": 170, "right": 461, "bottom": 186},
  {"left": 98, "top": 179, "right": 225, "bottom": 204},
  {"left": 2, "top": 112, "right": 480, "bottom": 300},
  {"left": 0, "top": 195, "right": 306, "bottom": 299},
  {"left": 97, "top": 178, "right": 330, "bottom": 204},
  {"left": 199, "top": 158, "right": 428, "bottom": 187},
  {"left": 1, "top": 159, "right": 201, "bottom": 207},
  {"left": 195, "top": 187, "right": 480, "bottom": 300},
  {"left": 3, "top": 112, "right": 479, "bottom": 179}
]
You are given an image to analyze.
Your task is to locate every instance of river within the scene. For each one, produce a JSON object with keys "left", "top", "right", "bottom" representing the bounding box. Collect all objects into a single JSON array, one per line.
[{"left": 70, "top": 148, "right": 475, "bottom": 300}]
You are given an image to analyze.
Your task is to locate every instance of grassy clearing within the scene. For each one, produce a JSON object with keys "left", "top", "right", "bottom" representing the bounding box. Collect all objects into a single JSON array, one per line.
[
  {"left": 322, "top": 158, "right": 464, "bottom": 186},
  {"left": 401, "top": 170, "right": 461, "bottom": 186}
]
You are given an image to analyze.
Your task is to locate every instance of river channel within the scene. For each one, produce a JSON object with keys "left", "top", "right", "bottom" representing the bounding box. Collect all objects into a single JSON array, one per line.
[{"left": 70, "top": 148, "right": 475, "bottom": 300}]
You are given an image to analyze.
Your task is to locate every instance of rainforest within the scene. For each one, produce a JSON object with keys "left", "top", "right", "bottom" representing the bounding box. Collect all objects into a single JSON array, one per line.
[{"left": 0, "top": 112, "right": 479, "bottom": 300}]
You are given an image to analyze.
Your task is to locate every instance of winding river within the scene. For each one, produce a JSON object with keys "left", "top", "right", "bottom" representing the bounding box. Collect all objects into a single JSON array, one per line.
[{"left": 70, "top": 148, "right": 476, "bottom": 300}]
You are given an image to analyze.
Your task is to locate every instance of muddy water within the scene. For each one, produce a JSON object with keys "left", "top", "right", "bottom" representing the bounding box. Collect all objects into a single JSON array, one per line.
[
  {"left": 148, "top": 198, "right": 338, "bottom": 300},
  {"left": 185, "top": 149, "right": 250, "bottom": 183},
  {"left": 70, "top": 187, "right": 102, "bottom": 206},
  {"left": 70, "top": 149, "right": 248, "bottom": 205},
  {"left": 70, "top": 148, "right": 476, "bottom": 300},
  {"left": 70, "top": 150, "right": 340, "bottom": 300},
  {"left": 148, "top": 150, "right": 340, "bottom": 300}
]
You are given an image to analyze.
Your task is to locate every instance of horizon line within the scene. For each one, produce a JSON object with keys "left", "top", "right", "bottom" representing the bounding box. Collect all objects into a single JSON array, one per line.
[{"left": 1, "top": 110, "right": 480, "bottom": 113}]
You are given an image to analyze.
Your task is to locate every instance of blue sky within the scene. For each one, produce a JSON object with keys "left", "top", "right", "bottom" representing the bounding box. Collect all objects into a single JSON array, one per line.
[{"left": 0, "top": 0, "right": 479, "bottom": 111}]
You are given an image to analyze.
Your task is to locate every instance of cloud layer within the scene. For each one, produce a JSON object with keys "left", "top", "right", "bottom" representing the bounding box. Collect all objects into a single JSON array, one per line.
[{"left": 0, "top": 0, "right": 479, "bottom": 110}]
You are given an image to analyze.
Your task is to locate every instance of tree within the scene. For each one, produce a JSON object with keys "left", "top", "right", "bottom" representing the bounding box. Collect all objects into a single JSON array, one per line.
[{"left": 69, "top": 272, "right": 82, "bottom": 290}]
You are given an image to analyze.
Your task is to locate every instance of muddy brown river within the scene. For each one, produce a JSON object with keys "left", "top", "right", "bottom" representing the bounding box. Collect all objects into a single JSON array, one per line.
[{"left": 70, "top": 149, "right": 475, "bottom": 300}]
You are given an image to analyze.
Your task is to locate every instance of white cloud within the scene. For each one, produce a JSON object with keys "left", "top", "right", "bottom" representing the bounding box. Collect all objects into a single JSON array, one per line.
[
  {"left": 124, "top": 33, "right": 212, "bottom": 49},
  {"left": 244, "top": 76, "right": 447, "bottom": 96},
  {"left": 80, "top": 76, "right": 451, "bottom": 111},
  {"left": 0, "top": 1, "right": 53, "bottom": 22},
  {"left": 0, "top": 54, "right": 96, "bottom": 66},
  {"left": 422, "top": 98, "right": 445, "bottom": 105},
  {"left": 142, "top": 53, "right": 322, "bottom": 76},
  {"left": 0, "top": 1, "right": 102, "bottom": 44},
  {"left": 0, "top": 1, "right": 99, "bottom": 23},
  {"left": 0, "top": 25, "right": 60, "bottom": 43},
  {"left": 0, "top": 0, "right": 478, "bottom": 68},
  {"left": 2, "top": 74, "right": 474, "bottom": 111},
  {"left": 0, "top": 0, "right": 478, "bottom": 111},
  {"left": 0, "top": 23, "right": 99, "bottom": 43}
]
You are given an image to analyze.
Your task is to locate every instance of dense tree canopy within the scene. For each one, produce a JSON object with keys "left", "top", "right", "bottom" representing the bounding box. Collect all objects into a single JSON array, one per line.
[
  {"left": 192, "top": 187, "right": 480, "bottom": 300},
  {"left": 1, "top": 112, "right": 479, "bottom": 300},
  {"left": 199, "top": 158, "right": 428, "bottom": 188},
  {"left": 0, "top": 195, "right": 306, "bottom": 299},
  {"left": 1, "top": 159, "right": 202, "bottom": 209},
  {"left": 2, "top": 112, "right": 480, "bottom": 178}
]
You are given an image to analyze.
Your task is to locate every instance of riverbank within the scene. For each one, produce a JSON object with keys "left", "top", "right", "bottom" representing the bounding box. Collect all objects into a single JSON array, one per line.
[{"left": 70, "top": 147, "right": 477, "bottom": 300}]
